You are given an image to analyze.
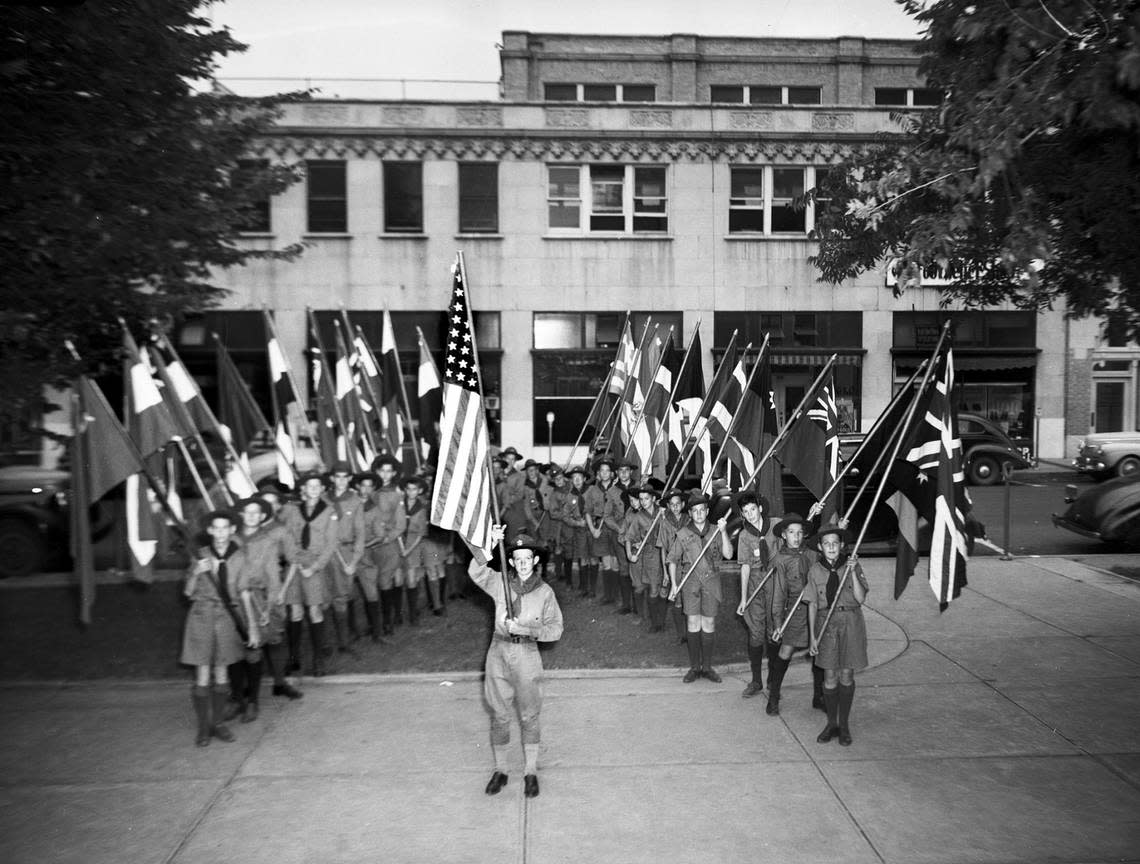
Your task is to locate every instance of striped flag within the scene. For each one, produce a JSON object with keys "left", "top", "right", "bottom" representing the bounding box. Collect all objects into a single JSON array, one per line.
[
  {"left": 380, "top": 308, "right": 407, "bottom": 457},
  {"left": 431, "top": 256, "right": 495, "bottom": 557},
  {"left": 608, "top": 315, "right": 635, "bottom": 397},
  {"left": 417, "top": 327, "right": 442, "bottom": 460},
  {"left": 264, "top": 310, "right": 303, "bottom": 487},
  {"left": 667, "top": 328, "right": 705, "bottom": 468}
]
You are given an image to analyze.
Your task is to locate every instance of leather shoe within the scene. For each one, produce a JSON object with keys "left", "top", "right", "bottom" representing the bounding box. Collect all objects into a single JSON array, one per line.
[
  {"left": 838, "top": 727, "right": 853, "bottom": 746},
  {"left": 765, "top": 696, "right": 780, "bottom": 716},
  {"left": 241, "top": 701, "right": 259, "bottom": 723},
  {"left": 682, "top": 668, "right": 701, "bottom": 683},
  {"left": 817, "top": 725, "right": 838, "bottom": 744},
  {"left": 221, "top": 699, "right": 243, "bottom": 722},
  {"left": 524, "top": 774, "right": 540, "bottom": 798},
  {"left": 484, "top": 771, "right": 508, "bottom": 795},
  {"left": 812, "top": 694, "right": 827, "bottom": 712},
  {"left": 741, "top": 681, "right": 763, "bottom": 699},
  {"left": 702, "top": 668, "right": 722, "bottom": 683},
  {"left": 212, "top": 724, "right": 235, "bottom": 743},
  {"left": 272, "top": 683, "right": 304, "bottom": 700}
]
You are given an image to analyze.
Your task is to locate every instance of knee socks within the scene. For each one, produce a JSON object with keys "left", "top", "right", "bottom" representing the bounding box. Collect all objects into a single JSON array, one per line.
[
  {"left": 699, "top": 631, "right": 715, "bottom": 672},
  {"left": 245, "top": 659, "right": 263, "bottom": 705},
  {"left": 523, "top": 743, "right": 539, "bottom": 775},
  {"left": 286, "top": 619, "right": 303, "bottom": 670},
  {"left": 813, "top": 663, "right": 825, "bottom": 702},
  {"left": 686, "top": 631, "right": 702, "bottom": 670},
  {"left": 748, "top": 643, "right": 766, "bottom": 685},
  {"left": 767, "top": 653, "right": 790, "bottom": 696},
  {"left": 837, "top": 682, "right": 855, "bottom": 729},
  {"left": 823, "top": 686, "right": 840, "bottom": 730}
]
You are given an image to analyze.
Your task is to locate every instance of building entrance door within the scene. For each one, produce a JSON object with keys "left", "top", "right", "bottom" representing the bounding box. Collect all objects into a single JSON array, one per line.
[{"left": 1093, "top": 380, "right": 1128, "bottom": 432}]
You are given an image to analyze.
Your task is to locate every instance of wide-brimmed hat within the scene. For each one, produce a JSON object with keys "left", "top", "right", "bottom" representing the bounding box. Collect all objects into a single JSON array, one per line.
[
  {"left": 506, "top": 532, "right": 546, "bottom": 558},
  {"left": 499, "top": 446, "right": 522, "bottom": 460},
  {"left": 236, "top": 496, "right": 273, "bottom": 522},
  {"left": 566, "top": 465, "right": 589, "bottom": 478},
  {"left": 810, "top": 524, "right": 851, "bottom": 549},
  {"left": 296, "top": 470, "right": 327, "bottom": 487},
  {"left": 686, "top": 492, "right": 712, "bottom": 511},
  {"left": 202, "top": 508, "right": 240, "bottom": 528},
  {"left": 634, "top": 484, "right": 661, "bottom": 499},
  {"left": 592, "top": 456, "right": 615, "bottom": 471},
  {"left": 523, "top": 459, "right": 541, "bottom": 470},
  {"left": 662, "top": 488, "right": 687, "bottom": 503},
  {"left": 616, "top": 457, "right": 638, "bottom": 470},
  {"left": 328, "top": 460, "right": 353, "bottom": 476},
  {"left": 773, "top": 513, "right": 808, "bottom": 537},
  {"left": 399, "top": 474, "right": 427, "bottom": 491},
  {"left": 547, "top": 464, "right": 564, "bottom": 478}
]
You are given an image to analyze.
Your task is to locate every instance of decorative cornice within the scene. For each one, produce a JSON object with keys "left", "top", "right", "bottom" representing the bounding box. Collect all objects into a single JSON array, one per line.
[{"left": 253, "top": 135, "right": 870, "bottom": 163}]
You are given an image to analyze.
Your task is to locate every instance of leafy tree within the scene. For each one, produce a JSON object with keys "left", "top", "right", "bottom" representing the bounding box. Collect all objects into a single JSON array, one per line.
[
  {"left": 811, "top": 0, "right": 1140, "bottom": 338},
  {"left": 0, "top": 0, "right": 305, "bottom": 442}
]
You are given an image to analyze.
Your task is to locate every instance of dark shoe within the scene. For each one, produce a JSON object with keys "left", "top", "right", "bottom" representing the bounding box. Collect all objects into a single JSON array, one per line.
[
  {"left": 703, "top": 668, "right": 722, "bottom": 683},
  {"left": 838, "top": 727, "right": 853, "bottom": 746},
  {"left": 524, "top": 774, "right": 540, "bottom": 798},
  {"left": 812, "top": 694, "right": 827, "bottom": 712},
  {"left": 212, "top": 723, "right": 235, "bottom": 743},
  {"left": 682, "top": 668, "right": 701, "bottom": 683},
  {"left": 616, "top": 605, "right": 632, "bottom": 615},
  {"left": 742, "top": 681, "right": 763, "bottom": 699},
  {"left": 196, "top": 733, "right": 210, "bottom": 748},
  {"left": 817, "top": 725, "right": 839, "bottom": 744},
  {"left": 241, "top": 701, "right": 259, "bottom": 723},
  {"left": 766, "top": 695, "right": 781, "bottom": 716},
  {"left": 272, "top": 683, "right": 304, "bottom": 700},
  {"left": 484, "top": 771, "right": 508, "bottom": 795},
  {"left": 221, "top": 698, "right": 243, "bottom": 722}
]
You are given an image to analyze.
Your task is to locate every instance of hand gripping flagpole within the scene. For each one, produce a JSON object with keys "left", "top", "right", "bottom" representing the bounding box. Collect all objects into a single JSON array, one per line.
[
  {"left": 813, "top": 322, "right": 952, "bottom": 648},
  {"left": 739, "top": 564, "right": 777, "bottom": 613},
  {"left": 456, "top": 252, "right": 514, "bottom": 619},
  {"left": 771, "top": 585, "right": 808, "bottom": 643}
]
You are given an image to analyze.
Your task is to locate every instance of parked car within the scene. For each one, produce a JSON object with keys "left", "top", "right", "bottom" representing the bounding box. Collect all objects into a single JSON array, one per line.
[
  {"left": 840, "top": 412, "right": 1032, "bottom": 487},
  {"left": 1052, "top": 475, "right": 1140, "bottom": 548},
  {"left": 1072, "top": 431, "right": 1140, "bottom": 480},
  {"left": 0, "top": 463, "right": 71, "bottom": 578}
]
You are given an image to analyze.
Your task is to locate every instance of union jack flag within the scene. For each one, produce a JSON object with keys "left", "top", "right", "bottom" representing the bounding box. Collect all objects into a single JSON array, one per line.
[{"left": 777, "top": 374, "right": 839, "bottom": 518}]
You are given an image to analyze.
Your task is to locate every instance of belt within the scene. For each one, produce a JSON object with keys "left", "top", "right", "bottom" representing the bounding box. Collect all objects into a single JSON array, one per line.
[{"left": 493, "top": 633, "right": 536, "bottom": 644}]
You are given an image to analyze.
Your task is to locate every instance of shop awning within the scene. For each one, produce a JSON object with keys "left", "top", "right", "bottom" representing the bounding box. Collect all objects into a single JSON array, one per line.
[
  {"left": 713, "top": 348, "right": 865, "bottom": 366},
  {"left": 891, "top": 349, "right": 1039, "bottom": 372}
]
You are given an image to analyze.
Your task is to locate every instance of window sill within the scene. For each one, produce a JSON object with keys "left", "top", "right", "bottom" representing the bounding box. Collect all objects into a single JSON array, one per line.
[
  {"left": 725, "top": 233, "right": 812, "bottom": 241},
  {"left": 542, "top": 234, "right": 673, "bottom": 241},
  {"left": 302, "top": 233, "right": 352, "bottom": 240},
  {"left": 455, "top": 233, "right": 504, "bottom": 240},
  {"left": 378, "top": 233, "right": 428, "bottom": 240},
  {"left": 236, "top": 232, "right": 276, "bottom": 239}
]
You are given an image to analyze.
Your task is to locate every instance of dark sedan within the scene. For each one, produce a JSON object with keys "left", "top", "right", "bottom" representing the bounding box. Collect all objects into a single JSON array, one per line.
[{"left": 1052, "top": 475, "right": 1140, "bottom": 548}]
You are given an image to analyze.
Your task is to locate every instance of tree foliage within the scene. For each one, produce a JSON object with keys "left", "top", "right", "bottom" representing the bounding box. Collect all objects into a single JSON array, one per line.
[
  {"left": 811, "top": 0, "right": 1140, "bottom": 337},
  {"left": 0, "top": 0, "right": 305, "bottom": 438}
]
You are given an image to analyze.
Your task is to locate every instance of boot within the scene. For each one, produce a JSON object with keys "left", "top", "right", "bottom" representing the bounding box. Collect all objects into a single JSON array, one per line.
[
  {"left": 683, "top": 631, "right": 702, "bottom": 683},
  {"left": 427, "top": 579, "right": 443, "bottom": 616},
  {"left": 309, "top": 620, "right": 327, "bottom": 677},
  {"left": 286, "top": 619, "right": 303, "bottom": 674},
  {"left": 817, "top": 687, "right": 840, "bottom": 743},
  {"left": 743, "top": 643, "right": 765, "bottom": 698},
  {"left": 222, "top": 662, "right": 246, "bottom": 721},
  {"left": 242, "top": 659, "right": 262, "bottom": 722},
  {"left": 406, "top": 586, "right": 420, "bottom": 626},
  {"left": 812, "top": 664, "right": 827, "bottom": 712},
  {"left": 267, "top": 644, "right": 303, "bottom": 699},
  {"left": 766, "top": 654, "right": 789, "bottom": 716},
  {"left": 394, "top": 586, "right": 405, "bottom": 626},
  {"left": 346, "top": 600, "right": 360, "bottom": 641},
  {"left": 211, "top": 685, "right": 235, "bottom": 742},
  {"left": 192, "top": 685, "right": 211, "bottom": 747},
  {"left": 700, "top": 631, "right": 721, "bottom": 683},
  {"left": 837, "top": 682, "right": 855, "bottom": 746}
]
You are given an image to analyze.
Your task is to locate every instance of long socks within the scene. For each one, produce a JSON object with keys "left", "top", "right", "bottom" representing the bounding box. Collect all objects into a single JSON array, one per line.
[
  {"left": 686, "top": 630, "right": 702, "bottom": 672},
  {"left": 747, "top": 643, "right": 766, "bottom": 685},
  {"left": 767, "top": 653, "right": 789, "bottom": 697},
  {"left": 523, "top": 743, "right": 539, "bottom": 775},
  {"left": 286, "top": 620, "right": 303, "bottom": 672},
  {"left": 838, "top": 682, "right": 855, "bottom": 730}
]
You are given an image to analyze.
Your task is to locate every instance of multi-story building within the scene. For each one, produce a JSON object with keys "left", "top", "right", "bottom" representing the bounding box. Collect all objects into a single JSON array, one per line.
[{"left": 191, "top": 31, "right": 1076, "bottom": 465}]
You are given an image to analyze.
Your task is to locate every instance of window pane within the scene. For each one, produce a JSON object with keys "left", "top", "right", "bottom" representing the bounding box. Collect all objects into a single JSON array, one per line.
[
  {"left": 787, "top": 86, "right": 821, "bottom": 104},
  {"left": 772, "top": 167, "right": 806, "bottom": 233},
  {"left": 730, "top": 167, "right": 764, "bottom": 200},
  {"left": 308, "top": 200, "right": 347, "bottom": 233},
  {"left": 773, "top": 168, "right": 804, "bottom": 200},
  {"left": 583, "top": 84, "right": 617, "bottom": 101},
  {"left": 306, "top": 160, "right": 346, "bottom": 233},
  {"left": 633, "top": 167, "right": 667, "bottom": 231},
  {"left": 307, "top": 161, "right": 345, "bottom": 197},
  {"left": 234, "top": 159, "right": 270, "bottom": 232},
  {"left": 458, "top": 162, "right": 498, "bottom": 233},
  {"left": 591, "top": 165, "right": 624, "bottom": 211},
  {"left": 383, "top": 162, "right": 423, "bottom": 232},
  {"left": 912, "top": 88, "right": 943, "bottom": 106},
  {"left": 548, "top": 166, "right": 579, "bottom": 197},
  {"left": 710, "top": 85, "right": 744, "bottom": 103},
  {"left": 544, "top": 83, "right": 577, "bottom": 101},
  {"left": 534, "top": 314, "right": 583, "bottom": 349},
  {"left": 622, "top": 84, "right": 655, "bottom": 102},
  {"left": 549, "top": 201, "right": 580, "bottom": 228},
  {"left": 749, "top": 86, "right": 781, "bottom": 104},
  {"left": 729, "top": 210, "right": 764, "bottom": 232},
  {"left": 771, "top": 203, "right": 805, "bottom": 232},
  {"left": 875, "top": 88, "right": 908, "bottom": 106}
]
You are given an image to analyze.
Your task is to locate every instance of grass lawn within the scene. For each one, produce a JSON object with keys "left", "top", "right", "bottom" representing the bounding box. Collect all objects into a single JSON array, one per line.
[{"left": 0, "top": 569, "right": 754, "bottom": 681}]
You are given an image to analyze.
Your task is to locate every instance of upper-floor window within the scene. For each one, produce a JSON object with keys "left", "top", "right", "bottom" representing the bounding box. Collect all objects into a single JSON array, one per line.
[
  {"left": 711, "top": 85, "right": 822, "bottom": 105},
  {"left": 547, "top": 165, "right": 668, "bottom": 234},
  {"left": 875, "top": 87, "right": 944, "bottom": 107},
  {"left": 383, "top": 161, "right": 423, "bottom": 233},
  {"left": 458, "top": 163, "right": 498, "bottom": 233},
  {"left": 306, "top": 160, "right": 346, "bottom": 233},
  {"left": 543, "top": 83, "right": 656, "bottom": 102},
  {"left": 729, "top": 165, "right": 832, "bottom": 235},
  {"left": 234, "top": 159, "right": 271, "bottom": 233}
]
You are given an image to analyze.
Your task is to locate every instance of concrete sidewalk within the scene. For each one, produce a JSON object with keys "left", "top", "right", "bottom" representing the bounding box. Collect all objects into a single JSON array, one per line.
[{"left": 2, "top": 556, "right": 1139, "bottom": 864}]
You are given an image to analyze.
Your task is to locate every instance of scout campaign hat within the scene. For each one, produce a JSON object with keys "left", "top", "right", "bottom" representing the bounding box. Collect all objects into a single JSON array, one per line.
[
  {"left": 399, "top": 474, "right": 427, "bottom": 491},
  {"left": 328, "top": 460, "right": 353, "bottom": 476},
  {"left": 810, "top": 524, "right": 851, "bottom": 549},
  {"left": 353, "top": 471, "right": 380, "bottom": 487},
  {"left": 236, "top": 496, "right": 273, "bottom": 522},
  {"left": 773, "top": 513, "right": 807, "bottom": 537},
  {"left": 202, "top": 508, "right": 240, "bottom": 528},
  {"left": 499, "top": 446, "right": 522, "bottom": 460},
  {"left": 685, "top": 492, "right": 712, "bottom": 511}
]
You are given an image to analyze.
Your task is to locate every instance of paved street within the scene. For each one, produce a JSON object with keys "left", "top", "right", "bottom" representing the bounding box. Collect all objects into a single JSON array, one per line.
[{"left": 2, "top": 554, "right": 1138, "bottom": 864}]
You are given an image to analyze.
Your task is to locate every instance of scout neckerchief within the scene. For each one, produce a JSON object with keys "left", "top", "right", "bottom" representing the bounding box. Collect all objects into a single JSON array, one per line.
[
  {"left": 204, "top": 542, "right": 249, "bottom": 640},
  {"left": 525, "top": 478, "right": 544, "bottom": 512},
  {"left": 507, "top": 567, "right": 545, "bottom": 600},
  {"left": 822, "top": 553, "right": 849, "bottom": 607},
  {"left": 403, "top": 497, "right": 424, "bottom": 542},
  {"left": 300, "top": 498, "right": 327, "bottom": 549}
]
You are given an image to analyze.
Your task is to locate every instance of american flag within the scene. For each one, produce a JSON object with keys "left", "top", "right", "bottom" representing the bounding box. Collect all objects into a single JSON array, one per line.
[{"left": 430, "top": 255, "right": 495, "bottom": 557}]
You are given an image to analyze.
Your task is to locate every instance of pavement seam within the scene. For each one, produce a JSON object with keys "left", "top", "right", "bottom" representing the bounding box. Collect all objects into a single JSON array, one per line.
[{"left": 160, "top": 708, "right": 276, "bottom": 864}]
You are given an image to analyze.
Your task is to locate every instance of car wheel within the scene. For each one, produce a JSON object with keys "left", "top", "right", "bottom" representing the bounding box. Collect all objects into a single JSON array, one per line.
[
  {"left": 0, "top": 519, "right": 45, "bottom": 578},
  {"left": 968, "top": 455, "right": 1001, "bottom": 486},
  {"left": 1116, "top": 456, "right": 1140, "bottom": 479}
]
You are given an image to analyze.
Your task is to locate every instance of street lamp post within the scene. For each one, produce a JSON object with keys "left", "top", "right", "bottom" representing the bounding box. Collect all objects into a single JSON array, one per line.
[{"left": 545, "top": 411, "right": 555, "bottom": 463}]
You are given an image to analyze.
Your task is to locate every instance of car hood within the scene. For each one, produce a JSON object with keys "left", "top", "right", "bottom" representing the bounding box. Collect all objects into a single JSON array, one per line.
[
  {"left": 0, "top": 466, "right": 69, "bottom": 495},
  {"left": 1058, "top": 476, "right": 1140, "bottom": 538},
  {"left": 1083, "top": 432, "right": 1140, "bottom": 447}
]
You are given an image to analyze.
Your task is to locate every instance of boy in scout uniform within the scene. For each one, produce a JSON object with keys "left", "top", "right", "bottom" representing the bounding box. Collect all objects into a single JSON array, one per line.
[
  {"left": 280, "top": 472, "right": 338, "bottom": 676},
  {"left": 657, "top": 488, "right": 690, "bottom": 643},
  {"left": 560, "top": 465, "right": 594, "bottom": 595},
  {"left": 767, "top": 513, "right": 819, "bottom": 715},
  {"left": 540, "top": 466, "right": 568, "bottom": 582},
  {"left": 396, "top": 474, "right": 434, "bottom": 622},
  {"left": 325, "top": 460, "right": 366, "bottom": 652},
  {"left": 583, "top": 457, "right": 619, "bottom": 602},
  {"left": 733, "top": 493, "right": 773, "bottom": 699}
]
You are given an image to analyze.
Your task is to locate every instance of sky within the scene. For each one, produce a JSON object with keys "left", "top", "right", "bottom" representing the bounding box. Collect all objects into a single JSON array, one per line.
[{"left": 204, "top": 0, "right": 923, "bottom": 99}]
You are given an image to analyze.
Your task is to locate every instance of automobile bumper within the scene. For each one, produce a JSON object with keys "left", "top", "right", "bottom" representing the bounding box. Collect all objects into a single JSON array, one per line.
[
  {"left": 1051, "top": 513, "right": 1104, "bottom": 541},
  {"left": 1074, "top": 456, "right": 1107, "bottom": 474}
]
